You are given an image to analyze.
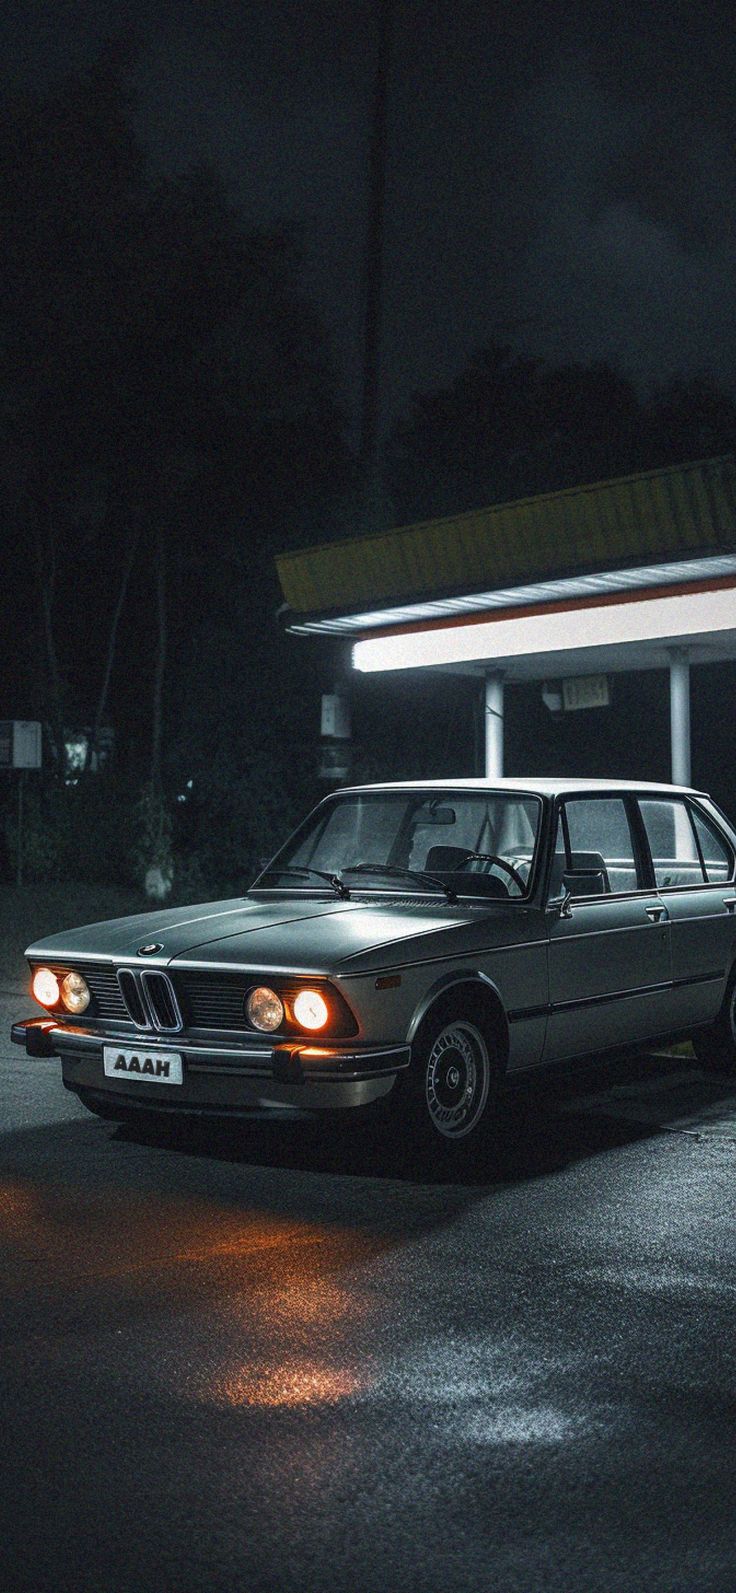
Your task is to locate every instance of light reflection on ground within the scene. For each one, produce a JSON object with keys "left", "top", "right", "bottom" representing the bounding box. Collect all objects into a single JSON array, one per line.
[
  {"left": 209, "top": 1361, "right": 362, "bottom": 1408},
  {"left": 223, "top": 1275, "right": 357, "bottom": 1328},
  {"left": 0, "top": 1171, "right": 596, "bottom": 1425},
  {"left": 0, "top": 1173, "right": 379, "bottom": 1411},
  {"left": 460, "top": 1406, "right": 580, "bottom": 1445},
  {"left": 0, "top": 1177, "right": 40, "bottom": 1241},
  {"left": 190, "top": 1245, "right": 371, "bottom": 1409},
  {"left": 0, "top": 1176, "right": 383, "bottom": 1287}
]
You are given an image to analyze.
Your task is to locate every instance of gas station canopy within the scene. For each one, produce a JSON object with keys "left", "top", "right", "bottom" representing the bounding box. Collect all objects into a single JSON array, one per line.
[{"left": 276, "top": 455, "right": 736, "bottom": 783}]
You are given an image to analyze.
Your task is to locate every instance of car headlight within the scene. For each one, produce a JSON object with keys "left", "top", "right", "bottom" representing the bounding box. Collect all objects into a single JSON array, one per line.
[
  {"left": 246, "top": 986, "right": 285, "bottom": 1032},
  {"left": 32, "top": 967, "right": 60, "bottom": 1008},
  {"left": 292, "top": 988, "right": 329, "bottom": 1031},
  {"left": 61, "top": 970, "right": 91, "bottom": 1014}
]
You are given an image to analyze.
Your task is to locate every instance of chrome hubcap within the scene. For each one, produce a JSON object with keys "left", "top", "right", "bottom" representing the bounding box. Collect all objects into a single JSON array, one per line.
[{"left": 425, "top": 1021, "right": 490, "bottom": 1139}]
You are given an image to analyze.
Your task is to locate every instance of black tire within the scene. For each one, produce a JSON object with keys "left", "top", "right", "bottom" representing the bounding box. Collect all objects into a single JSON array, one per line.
[
  {"left": 395, "top": 993, "right": 502, "bottom": 1161},
  {"left": 691, "top": 969, "right": 736, "bottom": 1074}
]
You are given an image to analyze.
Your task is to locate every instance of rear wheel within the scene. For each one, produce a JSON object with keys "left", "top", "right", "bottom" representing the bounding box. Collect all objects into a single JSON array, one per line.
[
  {"left": 691, "top": 969, "right": 736, "bottom": 1074},
  {"left": 397, "top": 998, "right": 501, "bottom": 1161}
]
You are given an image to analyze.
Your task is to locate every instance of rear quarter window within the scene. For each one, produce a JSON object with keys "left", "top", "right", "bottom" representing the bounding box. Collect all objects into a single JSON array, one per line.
[{"left": 690, "top": 805, "right": 734, "bottom": 884}]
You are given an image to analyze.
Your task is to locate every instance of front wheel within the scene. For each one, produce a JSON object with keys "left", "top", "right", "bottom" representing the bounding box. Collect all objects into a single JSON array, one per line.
[
  {"left": 691, "top": 970, "right": 736, "bottom": 1074},
  {"left": 397, "top": 1007, "right": 500, "bottom": 1160}
]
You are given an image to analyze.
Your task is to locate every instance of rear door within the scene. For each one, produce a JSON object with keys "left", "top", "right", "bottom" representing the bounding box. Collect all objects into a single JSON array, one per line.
[
  {"left": 637, "top": 795, "right": 736, "bottom": 1029},
  {"left": 544, "top": 794, "right": 672, "bottom": 1062}
]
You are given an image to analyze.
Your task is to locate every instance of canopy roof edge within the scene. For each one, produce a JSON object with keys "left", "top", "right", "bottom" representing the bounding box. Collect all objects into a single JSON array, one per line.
[{"left": 275, "top": 454, "right": 736, "bottom": 622}]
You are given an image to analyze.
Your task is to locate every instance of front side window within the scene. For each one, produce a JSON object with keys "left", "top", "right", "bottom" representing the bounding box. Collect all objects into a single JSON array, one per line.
[
  {"left": 556, "top": 797, "right": 639, "bottom": 895},
  {"left": 638, "top": 799, "right": 704, "bottom": 889},
  {"left": 258, "top": 791, "right": 542, "bottom": 899}
]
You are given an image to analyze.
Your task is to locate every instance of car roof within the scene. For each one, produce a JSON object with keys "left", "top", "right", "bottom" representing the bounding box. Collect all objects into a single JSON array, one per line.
[{"left": 336, "top": 777, "right": 707, "bottom": 798}]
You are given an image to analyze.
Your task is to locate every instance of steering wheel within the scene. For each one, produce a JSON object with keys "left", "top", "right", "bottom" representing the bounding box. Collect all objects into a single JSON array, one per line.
[{"left": 463, "top": 851, "right": 527, "bottom": 895}]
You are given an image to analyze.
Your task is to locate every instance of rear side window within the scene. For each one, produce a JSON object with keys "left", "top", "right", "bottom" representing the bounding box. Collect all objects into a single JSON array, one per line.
[
  {"left": 638, "top": 799, "right": 704, "bottom": 888},
  {"left": 690, "top": 807, "right": 733, "bottom": 884},
  {"left": 560, "top": 798, "right": 639, "bottom": 895}
]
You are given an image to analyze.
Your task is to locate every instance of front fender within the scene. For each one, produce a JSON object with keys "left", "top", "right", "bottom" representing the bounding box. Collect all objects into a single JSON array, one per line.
[{"left": 406, "top": 968, "right": 507, "bottom": 1046}]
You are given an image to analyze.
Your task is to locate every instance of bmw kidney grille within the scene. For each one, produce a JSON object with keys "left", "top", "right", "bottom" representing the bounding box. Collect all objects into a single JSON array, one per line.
[{"left": 116, "top": 968, "right": 183, "bottom": 1032}]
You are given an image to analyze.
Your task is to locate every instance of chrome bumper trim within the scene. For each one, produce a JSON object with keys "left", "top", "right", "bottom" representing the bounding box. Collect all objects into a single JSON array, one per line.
[{"left": 11, "top": 1018, "right": 410, "bottom": 1084}]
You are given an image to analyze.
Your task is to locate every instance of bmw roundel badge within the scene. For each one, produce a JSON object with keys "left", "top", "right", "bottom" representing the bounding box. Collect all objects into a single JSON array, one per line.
[{"left": 138, "top": 943, "right": 164, "bottom": 956}]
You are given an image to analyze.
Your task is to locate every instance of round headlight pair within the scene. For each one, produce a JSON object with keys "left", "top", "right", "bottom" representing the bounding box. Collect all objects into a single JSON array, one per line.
[
  {"left": 32, "top": 967, "right": 90, "bottom": 1014},
  {"left": 246, "top": 985, "right": 329, "bottom": 1034}
]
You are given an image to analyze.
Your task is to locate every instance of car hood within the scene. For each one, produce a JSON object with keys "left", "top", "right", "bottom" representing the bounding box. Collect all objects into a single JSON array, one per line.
[{"left": 26, "top": 892, "right": 529, "bottom": 976}]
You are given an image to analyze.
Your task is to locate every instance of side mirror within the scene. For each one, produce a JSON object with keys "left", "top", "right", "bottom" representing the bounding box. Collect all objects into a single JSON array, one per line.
[{"left": 547, "top": 885, "right": 573, "bottom": 919}]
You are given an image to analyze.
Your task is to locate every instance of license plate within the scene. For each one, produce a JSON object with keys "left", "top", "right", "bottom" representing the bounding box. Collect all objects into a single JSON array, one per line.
[{"left": 103, "top": 1045, "right": 183, "bottom": 1085}]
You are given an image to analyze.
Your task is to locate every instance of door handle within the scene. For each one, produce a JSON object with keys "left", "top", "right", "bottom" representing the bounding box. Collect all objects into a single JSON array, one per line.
[
  {"left": 724, "top": 896, "right": 736, "bottom": 914},
  {"left": 645, "top": 905, "right": 667, "bottom": 922}
]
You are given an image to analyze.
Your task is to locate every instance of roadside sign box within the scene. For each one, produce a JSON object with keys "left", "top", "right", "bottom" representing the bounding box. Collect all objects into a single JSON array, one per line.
[
  {"left": 320, "top": 694, "right": 351, "bottom": 740},
  {"left": 0, "top": 721, "right": 42, "bottom": 769},
  {"left": 561, "top": 676, "right": 610, "bottom": 712}
]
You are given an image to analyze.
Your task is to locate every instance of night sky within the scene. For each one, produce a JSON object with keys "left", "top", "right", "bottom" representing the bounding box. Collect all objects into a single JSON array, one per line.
[{"left": 5, "top": 0, "right": 736, "bottom": 437}]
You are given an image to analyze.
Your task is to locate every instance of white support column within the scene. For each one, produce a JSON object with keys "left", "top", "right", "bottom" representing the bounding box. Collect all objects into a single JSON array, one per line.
[
  {"left": 484, "top": 672, "right": 505, "bottom": 778},
  {"left": 669, "top": 648, "right": 691, "bottom": 786}
]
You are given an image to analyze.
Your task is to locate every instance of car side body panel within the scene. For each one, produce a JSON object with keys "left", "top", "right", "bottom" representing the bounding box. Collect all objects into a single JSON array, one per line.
[
  {"left": 655, "top": 887, "right": 736, "bottom": 1029},
  {"left": 334, "top": 903, "right": 548, "bottom": 1068},
  {"left": 543, "top": 892, "right": 672, "bottom": 1062}
]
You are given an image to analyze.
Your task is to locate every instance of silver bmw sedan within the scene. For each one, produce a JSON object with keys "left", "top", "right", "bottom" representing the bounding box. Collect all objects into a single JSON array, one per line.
[{"left": 12, "top": 778, "right": 736, "bottom": 1159}]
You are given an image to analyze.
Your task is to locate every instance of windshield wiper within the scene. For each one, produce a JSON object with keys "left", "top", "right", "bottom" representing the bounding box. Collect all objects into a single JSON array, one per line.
[
  {"left": 257, "top": 866, "right": 351, "bottom": 899},
  {"left": 344, "top": 862, "right": 457, "bottom": 904}
]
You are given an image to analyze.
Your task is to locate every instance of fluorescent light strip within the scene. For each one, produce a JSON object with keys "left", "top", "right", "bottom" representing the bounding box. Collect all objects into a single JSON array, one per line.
[
  {"left": 352, "top": 584, "right": 736, "bottom": 673},
  {"left": 287, "top": 555, "right": 736, "bottom": 636}
]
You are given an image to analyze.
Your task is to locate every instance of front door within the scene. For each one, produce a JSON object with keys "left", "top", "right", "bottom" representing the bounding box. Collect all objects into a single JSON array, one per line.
[{"left": 544, "top": 795, "right": 672, "bottom": 1062}]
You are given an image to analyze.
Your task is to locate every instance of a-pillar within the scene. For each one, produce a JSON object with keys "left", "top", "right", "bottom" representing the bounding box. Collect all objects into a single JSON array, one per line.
[
  {"left": 668, "top": 648, "right": 691, "bottom": 786},
  {"left": 484, "top": 672, "right": 505, "bottom": 778}
]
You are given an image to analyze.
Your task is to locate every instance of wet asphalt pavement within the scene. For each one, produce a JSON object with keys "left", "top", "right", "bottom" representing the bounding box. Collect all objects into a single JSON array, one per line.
[{"left": 2, "top": 984, "right": 736, "bottom": 1593}]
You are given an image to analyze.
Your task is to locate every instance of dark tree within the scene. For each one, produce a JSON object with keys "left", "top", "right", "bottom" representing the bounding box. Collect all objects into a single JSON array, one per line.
[
  {"left": 389, "top": 342, "right": 736, "bottom": 528},
  {"left": 0, "top": 50, "right": 350, "bottom": 891}
]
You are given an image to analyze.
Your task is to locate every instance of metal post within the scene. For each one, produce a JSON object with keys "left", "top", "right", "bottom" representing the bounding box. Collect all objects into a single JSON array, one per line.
[
  {"left": 669, "top": 648, "right": 691, "bottom": 786},
  {"left": 359, "top": 0, "right": 395, "bottom": 527},
  {"left": 17, "top": 769, "right": 24, "bottom": 889},
  {"left": 484, "top": 673, "right": 504, "bottom": 778}
]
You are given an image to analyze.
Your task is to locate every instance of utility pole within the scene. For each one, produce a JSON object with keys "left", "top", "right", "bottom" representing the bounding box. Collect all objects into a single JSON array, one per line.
[{"left": 359, "top": 0, "right": 395, "bottom": 530}]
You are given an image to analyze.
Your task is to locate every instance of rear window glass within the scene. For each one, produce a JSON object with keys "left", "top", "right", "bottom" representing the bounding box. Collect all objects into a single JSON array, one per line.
[{"left": 638, "top": 799, "right": 705, "bottom": 889}]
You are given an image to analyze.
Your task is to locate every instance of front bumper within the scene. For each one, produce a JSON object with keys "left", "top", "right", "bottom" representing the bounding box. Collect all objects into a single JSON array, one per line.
[{"left": 11, "top": 1017, "right": 410, "bottom": 1114}]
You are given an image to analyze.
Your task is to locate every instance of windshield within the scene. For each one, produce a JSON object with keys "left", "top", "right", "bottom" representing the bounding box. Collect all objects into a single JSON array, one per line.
[{"left": 256, "top": 790, "right": 542, "bottom": 900}]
